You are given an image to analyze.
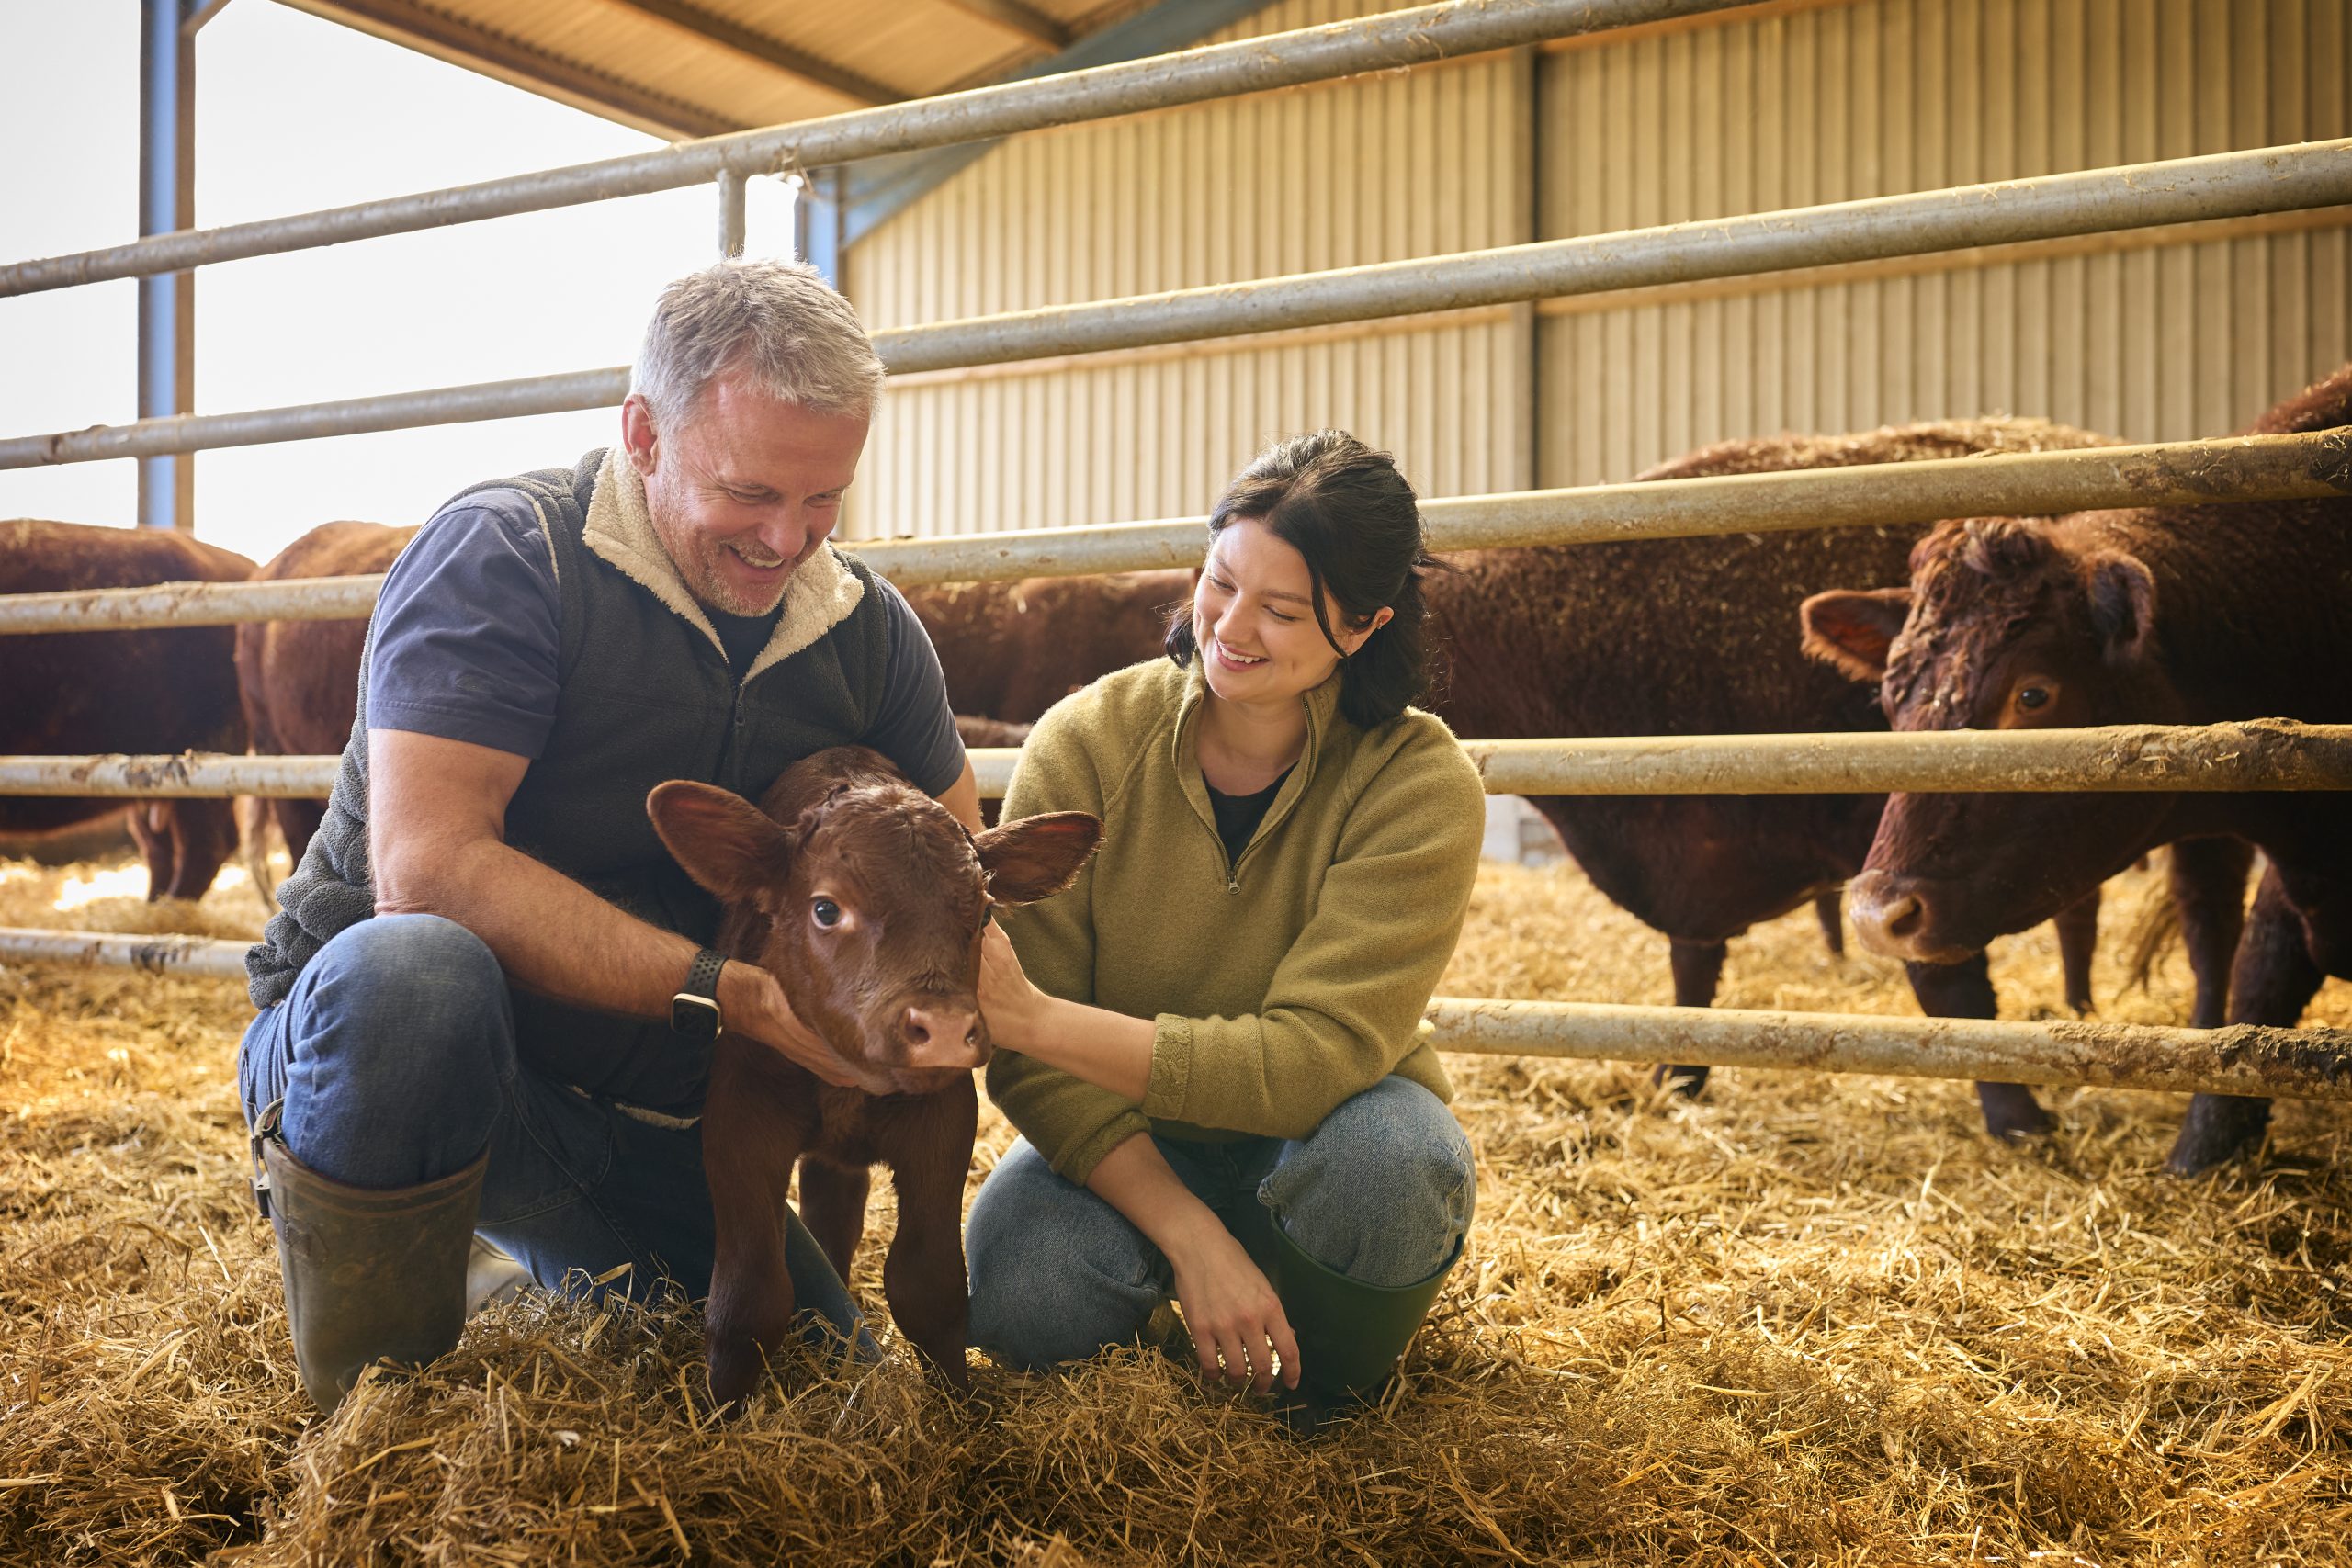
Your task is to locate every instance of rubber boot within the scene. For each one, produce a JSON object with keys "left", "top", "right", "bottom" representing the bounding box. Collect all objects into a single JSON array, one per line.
[
  {"left": 251, "top": 1100, "right": 486, "bottom": 1416},
  {"left": 1255, "top": 1210, "right": 1463, "bottom": 1436}
]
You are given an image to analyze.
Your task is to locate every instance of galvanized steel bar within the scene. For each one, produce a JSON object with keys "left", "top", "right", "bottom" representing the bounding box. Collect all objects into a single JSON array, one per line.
[
  {"left": 8, "top": 723, "right": 2350, "bottom": 802},
  {"left": 7, "top": 144, "right": 2349, "bottom": 469},
  {"left": 0, "top": 0, "right": 1746, "bottom": 298},
  {"left": 0, "top": 573, "right": 385, "bottom": 634},
  {"left": 0, "top": 926, "right": 250, "bottom": 980},
  {"left": 717, "top": 170, "right": 749, "bottom": 258},
  {"left": 1423, "top": 997, "right": 2352, "bottom": 1103}
]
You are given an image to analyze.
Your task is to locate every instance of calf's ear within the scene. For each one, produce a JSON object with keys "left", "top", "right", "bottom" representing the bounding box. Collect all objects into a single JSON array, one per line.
[
  {"left": 647, "top": 780, "right": 793, "bottom": 903},
  {"left": 976, "top": 811, "right": 1103, "bottom": 905},
  {"left": 1799, "top": 587, "right": 1913, "bottom": 681},
  {"left": 2083, "top": 551, "right": 2157, "bottom": 666}
]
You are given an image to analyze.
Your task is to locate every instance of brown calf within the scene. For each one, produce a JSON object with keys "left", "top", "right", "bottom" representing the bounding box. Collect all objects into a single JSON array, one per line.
[
  {"left": 1801, "top": 364, "right": 2352, "bottom": 1174},
  {"left": 1, "top": 520, "right": 255, "bottom": 899},
  {"left": 649, "top": 746, "right": 1099, "bottom": 1404}
]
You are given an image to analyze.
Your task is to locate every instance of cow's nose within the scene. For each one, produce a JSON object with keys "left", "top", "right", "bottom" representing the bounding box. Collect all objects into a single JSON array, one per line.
[
  {"left": 1849, "top": 870, "right": 1927, "bottom": 954},
  {"left": 899, "top": 1002, "right": 984, "bottom": 1066}
]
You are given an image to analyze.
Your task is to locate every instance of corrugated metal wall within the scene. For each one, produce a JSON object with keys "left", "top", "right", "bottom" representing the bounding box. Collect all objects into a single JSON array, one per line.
[{"left": 844, "top": 0, "right": 2351, "bottom": 537}]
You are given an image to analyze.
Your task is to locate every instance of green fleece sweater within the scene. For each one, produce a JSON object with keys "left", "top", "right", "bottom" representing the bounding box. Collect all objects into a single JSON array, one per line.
[{"left": 989, "top": 656, "right": 1487, "bottom": 1184}]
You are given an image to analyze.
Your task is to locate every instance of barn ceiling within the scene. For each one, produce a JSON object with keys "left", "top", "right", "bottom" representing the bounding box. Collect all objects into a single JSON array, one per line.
[{"left": 276, "top": 0, "right": 1163, "bottom": 141}]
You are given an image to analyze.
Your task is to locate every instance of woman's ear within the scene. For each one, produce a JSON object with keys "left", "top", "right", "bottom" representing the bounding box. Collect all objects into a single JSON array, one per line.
[{"left": 1341, "top": 604, "right": 1395, "bottom": 656}]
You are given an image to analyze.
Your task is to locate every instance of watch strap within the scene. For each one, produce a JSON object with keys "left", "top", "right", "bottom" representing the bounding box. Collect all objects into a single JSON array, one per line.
[{"left": 682, "top": 946, "right": 727, "bottom": 1003}]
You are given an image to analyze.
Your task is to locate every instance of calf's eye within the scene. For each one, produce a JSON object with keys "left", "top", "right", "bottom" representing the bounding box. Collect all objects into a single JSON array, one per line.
[
  {"left": 811, "top": 897, "right": 842, "bottom": 929},
  {"left": 2016, "top": 685, "right": 2051, "bottom": 712}
]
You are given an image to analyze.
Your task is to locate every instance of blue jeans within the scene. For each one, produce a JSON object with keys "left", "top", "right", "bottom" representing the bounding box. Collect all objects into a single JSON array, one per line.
[
  {"left": 238, "top": 913, "right": 867, "bottom": 1348},
  {"left": 965, "top": 1076, "right": 1476, "bottom": 1370}
]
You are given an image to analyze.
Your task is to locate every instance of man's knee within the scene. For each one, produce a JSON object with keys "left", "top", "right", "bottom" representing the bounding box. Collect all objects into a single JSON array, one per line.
[
  {"left": 967, "top": 1142, "right": 1163, "bottom": 1370},
  {"left": 1262, "top": 1077, "right": 1475, "bottom": 1287},
  {"left": 287, "top": 915, "right": 513, "bottom": 1102}
]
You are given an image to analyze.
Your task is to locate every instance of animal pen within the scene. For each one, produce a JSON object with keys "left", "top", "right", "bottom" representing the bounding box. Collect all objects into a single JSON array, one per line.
[{"left": 4, "top": 0, "right": 2352, "bottom": 1562}]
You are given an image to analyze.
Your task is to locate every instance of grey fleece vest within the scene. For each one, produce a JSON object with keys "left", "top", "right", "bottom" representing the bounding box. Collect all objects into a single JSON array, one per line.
[{"left": 246, "top": 448, "right": 890, "bottom": 1115}]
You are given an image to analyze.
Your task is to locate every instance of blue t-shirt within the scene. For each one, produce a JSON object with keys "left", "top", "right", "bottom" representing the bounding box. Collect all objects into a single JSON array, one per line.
[{"left": 363, "top": 494, "right": 966, "bottom": 796}]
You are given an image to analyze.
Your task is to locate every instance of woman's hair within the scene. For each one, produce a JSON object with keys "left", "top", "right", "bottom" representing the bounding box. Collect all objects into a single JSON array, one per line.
[{"left": 1165, "top": 430, "right": 1438, "bottom": 729}]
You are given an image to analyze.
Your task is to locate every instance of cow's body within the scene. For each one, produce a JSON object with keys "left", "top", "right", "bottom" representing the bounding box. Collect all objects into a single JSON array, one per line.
[
  {"left": 236, "top": 521, "right": 416, "bottom": 865},
  {"left": 906, "top": 421, "right": 2245, "bottom": 1136},
  {"left": 1807, "top": 365, "right": 2352, "bottom": 1173},
  {"left": 0, "top": 520, "right": 255, "bottom": 898},
  {"left": 649, "top": 748, "right": 1098, "bottom": 1405}
]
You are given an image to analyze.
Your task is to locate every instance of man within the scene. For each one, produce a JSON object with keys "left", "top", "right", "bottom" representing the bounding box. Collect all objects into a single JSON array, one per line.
[{"left": 241, "top": 259, "right": 982, "bottom": 1416}]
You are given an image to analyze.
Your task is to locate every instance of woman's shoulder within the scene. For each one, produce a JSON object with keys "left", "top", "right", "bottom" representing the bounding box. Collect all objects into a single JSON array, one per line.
[
  {"left": 1335, "top": 705, "right": 1486, "bottom": 812},
  {"left": 1031, "top": 657, "right": 1187, "bottom": 749}
]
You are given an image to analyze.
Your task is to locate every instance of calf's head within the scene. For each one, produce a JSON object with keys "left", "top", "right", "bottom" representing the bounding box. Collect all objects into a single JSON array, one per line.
[
  {"left": 1800, "top": 516, "right": 2179, "bottom": 963},
  {"left": 649, "top": 747, "right": 1100, "bottom": 1096}
]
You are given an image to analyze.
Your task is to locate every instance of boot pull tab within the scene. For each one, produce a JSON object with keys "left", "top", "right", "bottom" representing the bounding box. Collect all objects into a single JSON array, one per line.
[{"left": 250, "top": 1097, "right": 286, "bottom": 1220}]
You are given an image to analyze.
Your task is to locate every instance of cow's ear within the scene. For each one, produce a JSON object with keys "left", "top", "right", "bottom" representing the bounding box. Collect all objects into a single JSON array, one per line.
[
  {"left": 647, "top": 781, "right": 792, "bottom": 902},
  {"left": 2084, "top": 551, "right": 2157, "bottom": 666},
  {"left": 1800, "top": 587, "right": 1913, "bottom": 680},
  {"left": 976, "top": 811, "right": 1102, "bottom": 905}
]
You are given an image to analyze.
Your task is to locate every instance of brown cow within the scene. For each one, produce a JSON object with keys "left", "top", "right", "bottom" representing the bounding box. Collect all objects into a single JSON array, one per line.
[
  {"left": 1, "top": 520, "right": 254, "bottom": 899},
  {"left": 904, "top": 421, "right": 2250, "bottom": 1141},
  {"left": 236, "top": 521, "right": 417, "bottom": 867},
  {"left": 1802, "top": 364, "right": 2352, "bottom": 1175},
  {"left": 648, "top": 747, "right": 1099, "bottom": 1404}
]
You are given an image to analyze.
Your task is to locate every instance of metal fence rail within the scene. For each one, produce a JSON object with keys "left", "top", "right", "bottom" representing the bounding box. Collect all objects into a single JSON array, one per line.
[
  {"left": 6, "top": 723, "right": 2349, "bottom": 803},
  {"left": 0, "top": 0, "right": 1747, "bottom": 299},
  {"left": 4, "top": 430, "right": 2347, "bottom": 634},
  {"left": 7, "top": 142, "right": 2350, "bottom": 470}
]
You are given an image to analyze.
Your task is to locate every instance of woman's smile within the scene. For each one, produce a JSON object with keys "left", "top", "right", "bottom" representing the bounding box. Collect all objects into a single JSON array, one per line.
[{"left": 1211, "top": 636, "right": 1270, "bottom": 671}]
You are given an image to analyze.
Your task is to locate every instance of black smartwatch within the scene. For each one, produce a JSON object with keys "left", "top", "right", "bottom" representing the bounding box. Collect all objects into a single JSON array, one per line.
[{"left": 670, "top": 948, "right": 728, "bottom": 1042}]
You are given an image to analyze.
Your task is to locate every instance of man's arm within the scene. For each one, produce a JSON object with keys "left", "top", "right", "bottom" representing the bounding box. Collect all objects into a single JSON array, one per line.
[
  {"left": 367, "top": 728, "right": 861, "bottom": 1085},
  {"left": 935, "top": 754, "right": 980, "bottom": 832}
]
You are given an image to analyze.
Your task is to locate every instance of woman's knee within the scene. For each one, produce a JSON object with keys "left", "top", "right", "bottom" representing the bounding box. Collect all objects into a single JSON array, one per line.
[
  {"left": 967, "top": 1142, "right": 1165, "bottom": 1370},
  {"left": 1262, "top": 1077, "right": 1475, "bottom": 1287}
]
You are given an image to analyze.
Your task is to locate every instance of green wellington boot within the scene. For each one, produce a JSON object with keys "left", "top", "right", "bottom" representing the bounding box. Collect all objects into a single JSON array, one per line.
[
  {"left": 1255, "top": 1210, "right": 1464, "bottom": 1436},
  {"left": 252, "top": 1100, "right": 487, "bottom": 1416}
]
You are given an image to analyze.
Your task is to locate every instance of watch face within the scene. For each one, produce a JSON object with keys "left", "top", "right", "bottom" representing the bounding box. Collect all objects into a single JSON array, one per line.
[{"left": 671, "top": 993, "right": 722, "bottom": 1041}]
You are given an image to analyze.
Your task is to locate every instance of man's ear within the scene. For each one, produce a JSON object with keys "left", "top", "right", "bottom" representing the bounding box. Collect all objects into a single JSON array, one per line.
[
  {"left": 619, "top": 393, "right": 659, "bottom": 476},
  {"left": 976, "top": 812, "right": 1103, "bottom": 906},
  {"left": 1800, "top": 587, "right": 1914, "bottom": 680},
  {"left": 647, "top": 780, "right": 792, "bottom": 903},
  {"left": 2083, "top": 551, "right": 2158, "bottom": 666}
]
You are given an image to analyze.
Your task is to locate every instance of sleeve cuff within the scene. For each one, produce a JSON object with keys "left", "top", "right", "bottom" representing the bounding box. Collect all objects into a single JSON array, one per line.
[
  {"left": 1053, "top": 1112, "right": 1154, "bottom": 1186},
  {"left": 1140, "top": 1013, "right": 1195, "bottom": 1122}
]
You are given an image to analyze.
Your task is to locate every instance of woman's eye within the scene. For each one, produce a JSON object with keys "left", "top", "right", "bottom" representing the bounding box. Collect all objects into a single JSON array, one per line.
[
  {"left": 1267, "top": 609, "right": 1297, "bottom": 623},
  {"left": 811, "top": 897, "right": 842, "bottom": 928},
  {"left": 2016, "top": 685, "right": 2051, "bottom": 711}
]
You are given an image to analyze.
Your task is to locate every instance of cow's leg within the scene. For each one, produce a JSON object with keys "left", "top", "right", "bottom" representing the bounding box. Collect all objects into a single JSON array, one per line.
[
  {"left": 2167, "top": 865, "right": 2319, "bottom": 1177},
  {"left": 881, "top": 1081, "right": 978, "bottom": 1391},
  {"left": 1814, "top": 890, "right": 1845, "bottom": 957},
  {"left": 125, "top": 805, "right": 175, "bottom": 898},
  {"left": 703, "top": 1089, "right": 806, "bottom": 1411},
  {"left": 2171, "top": 835, "right": 2254, "bottom": 1030},
  {"left": 797, "top": 1156, "right": 870, "bottom": 1281},
  {"left": 162, "top": 799, "right": 239, "bottom": 900},
  {"left": 2052, "top": 885, "right": 2100, "bottom": 1017},
  {"left": 1906, "top": 953, "right": 2053, "bottom": 1140},
  {"left": 1651, "top": 938, "right": 1725, "bottom": 1096}
]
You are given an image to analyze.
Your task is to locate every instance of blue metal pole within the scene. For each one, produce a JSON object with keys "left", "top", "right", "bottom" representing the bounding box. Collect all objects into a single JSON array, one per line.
[
  {"left": 138, "top": 0, "right": 197, "bottom": 529},
  {"left": 794, "top": 168, "right": 845, "bottom": 288}
]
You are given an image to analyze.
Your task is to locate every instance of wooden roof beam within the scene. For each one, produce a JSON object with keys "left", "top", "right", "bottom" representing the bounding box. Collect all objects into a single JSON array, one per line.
[
  {"left": 280, "top": 0, "right": 745, "bottom": 140},
  {"left": 932, "top": 0, "right": 1072, "bottom": 51},
  {"left": 601, "top": 0, "right": 902, "bottom": 107}
]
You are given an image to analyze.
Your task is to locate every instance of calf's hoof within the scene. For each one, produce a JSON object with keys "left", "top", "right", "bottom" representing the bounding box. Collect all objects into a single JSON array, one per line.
[
  {"left": 2165, "top": 1094, "right": 2271, "bottom": 1178},
  {"left": 1651, "top": 1064, "right": 1710, "bottom": 1097},
  {"left": 1975, "top": 1081, "right": 2054, "bottom": 1141}
]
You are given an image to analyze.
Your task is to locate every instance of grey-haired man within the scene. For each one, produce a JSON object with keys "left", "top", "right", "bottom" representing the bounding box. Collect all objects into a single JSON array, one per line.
[{"left": 240, "top": 260, "right": 980, "bottom": 1415}]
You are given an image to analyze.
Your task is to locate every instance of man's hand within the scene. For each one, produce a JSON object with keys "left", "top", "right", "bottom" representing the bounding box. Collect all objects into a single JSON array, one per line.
[
  {"left": 718, "top": 961, "right": 863, "bottom": 1088},
  {"left": 1165, "top": 1212, "right": 1302, "bottom": 1395}
]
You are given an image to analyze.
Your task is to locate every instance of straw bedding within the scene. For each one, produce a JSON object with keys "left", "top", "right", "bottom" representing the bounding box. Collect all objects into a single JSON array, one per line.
[{"left": 3, "top": 847, "right": 2346, "bottom": 1566}]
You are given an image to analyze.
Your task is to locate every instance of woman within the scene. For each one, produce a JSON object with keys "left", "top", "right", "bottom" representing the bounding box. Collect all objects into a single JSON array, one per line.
[{"left": 969, "top": 430, "right": 1487, "bottom": 1429}]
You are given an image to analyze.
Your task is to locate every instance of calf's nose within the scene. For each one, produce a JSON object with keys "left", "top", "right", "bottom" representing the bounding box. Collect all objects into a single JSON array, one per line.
[
  {"left": 1849, "top": 870, "right": 1928, "bottom": 956},
  {"left": 899, "top": 1002, "right": 986, "bottom": 1068}
]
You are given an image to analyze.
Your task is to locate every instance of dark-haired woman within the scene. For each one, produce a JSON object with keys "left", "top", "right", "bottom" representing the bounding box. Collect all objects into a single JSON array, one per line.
[{"left": 967, "top": 431, "right": 1486, "bottom": 1429}]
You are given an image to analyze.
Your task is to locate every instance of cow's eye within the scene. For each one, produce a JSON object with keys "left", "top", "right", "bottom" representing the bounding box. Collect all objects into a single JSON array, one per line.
[
  {"left": 811, "top": 897, "right": 842, "bottom": 929},
  {"left": 2016, "top": 684, "right": 2051, "bottom": 712}
]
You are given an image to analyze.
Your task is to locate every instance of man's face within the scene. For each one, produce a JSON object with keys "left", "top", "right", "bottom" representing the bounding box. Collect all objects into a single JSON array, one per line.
[{"left": 621, "top": 368, "right": 870, "bottom": 617}]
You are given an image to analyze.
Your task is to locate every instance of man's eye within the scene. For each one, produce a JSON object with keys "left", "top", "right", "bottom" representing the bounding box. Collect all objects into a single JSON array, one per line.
[{"left": 812, "top": 897, "right": 842, "bottom": 928}]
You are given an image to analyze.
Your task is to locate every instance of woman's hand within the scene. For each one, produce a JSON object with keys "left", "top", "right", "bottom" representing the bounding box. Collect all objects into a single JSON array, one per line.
[
  {"left": 978, "top": 919, "right": 1047, "bottom": 1048},
  {"left": 1166, "top": 1219, "right": 1302, "bottom": 1395}
]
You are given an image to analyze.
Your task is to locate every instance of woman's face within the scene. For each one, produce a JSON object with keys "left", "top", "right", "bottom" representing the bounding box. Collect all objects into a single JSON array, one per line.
[{"left": 1193, "top": 518, "right": 1385, "bottom": 706}]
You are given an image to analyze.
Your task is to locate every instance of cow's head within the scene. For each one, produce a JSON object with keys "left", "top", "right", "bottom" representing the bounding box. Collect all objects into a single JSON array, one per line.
[
  {"left": 649, "top": 747, "right": 1100, "bottom": 1096},
  {"left": 1799, "top": 515, "right": 2181, "bottom": 962}
]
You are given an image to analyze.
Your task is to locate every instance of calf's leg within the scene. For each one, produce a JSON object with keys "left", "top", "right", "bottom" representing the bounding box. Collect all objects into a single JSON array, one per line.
[
  {"left": 1906, "top": 953, "right": 2053, "bottom": 1140},
  {"left": 1651, "top": 938, "right": 1726, "bottom": 1096},
  {"left": 2052, "top": 886, "right": 2099, "bottom": 1017},
  {"left": 2167, "top": 865, "right": 2320, "bottom": 1178},
  {"left": 880, "top": 1083, "right": 978, "bottom": 1390},
  {"left": 798, "top": 1156, "right": 870, "bottom": 1281},
  {"left": 703, "top": 1089, "right": 807, "bottom": 1410},
  {"left": 2171, "top": 835, "right": 2254, "bottom": 1030}
]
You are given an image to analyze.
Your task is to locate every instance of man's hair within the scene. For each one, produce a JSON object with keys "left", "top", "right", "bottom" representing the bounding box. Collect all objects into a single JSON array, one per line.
[{"left": 630, "top": 258, "right": 885, "bottom": 427}]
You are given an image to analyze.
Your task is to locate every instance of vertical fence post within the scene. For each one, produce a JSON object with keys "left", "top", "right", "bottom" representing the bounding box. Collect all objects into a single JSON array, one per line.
[
  {"left": 138, "top": 0, "right": 198, "bottom": 530},
  {"left": 795, "top": 168, "right": 844, "bottom": 287},
  {"left": 716, "top": 169, "right": 748, "bottom": 258}
]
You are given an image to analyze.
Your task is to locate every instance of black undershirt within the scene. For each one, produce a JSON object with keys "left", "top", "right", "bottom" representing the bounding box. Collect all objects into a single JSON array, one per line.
[{"left": 1206, "top": 766, "right": 1294, "bottom": 868}]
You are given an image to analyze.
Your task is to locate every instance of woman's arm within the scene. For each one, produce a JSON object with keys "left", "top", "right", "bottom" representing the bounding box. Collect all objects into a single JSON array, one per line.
[{"left": 978, "top": 924, "right": 1152, "bottom": 1098}]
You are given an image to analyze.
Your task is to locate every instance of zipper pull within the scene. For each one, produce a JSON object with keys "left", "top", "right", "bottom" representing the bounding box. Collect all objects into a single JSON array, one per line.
[{"left": 1227, "top": 872, "right": 1239, "bottom": 894}]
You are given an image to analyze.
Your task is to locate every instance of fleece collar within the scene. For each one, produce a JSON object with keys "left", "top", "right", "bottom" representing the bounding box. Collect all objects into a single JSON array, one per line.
[
  {"left": 1169, "top": 656, "right": 1342, "bottom": 862},
  {"left": 582, "top": 447, "right": 865, "bottom": 685}
]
